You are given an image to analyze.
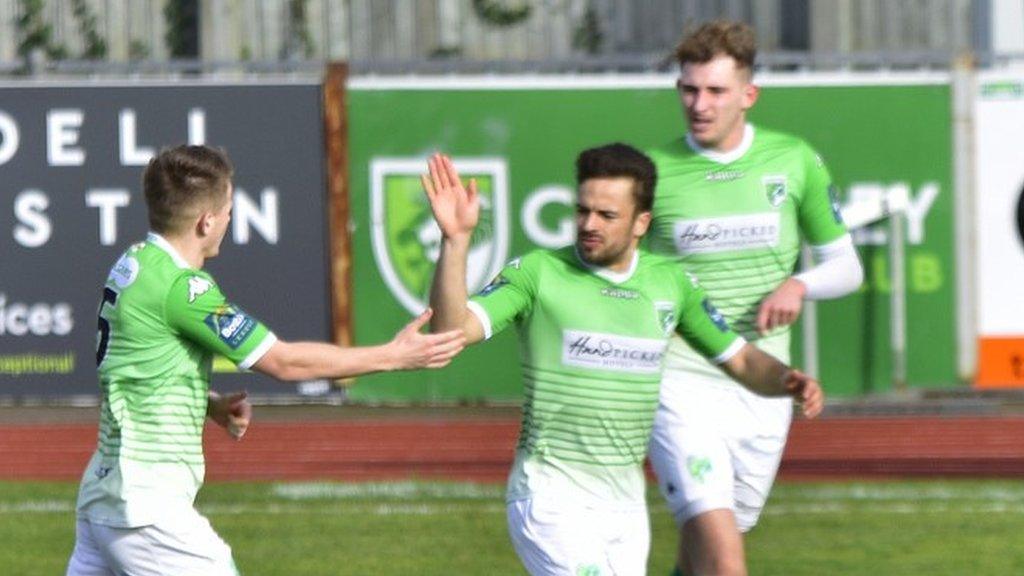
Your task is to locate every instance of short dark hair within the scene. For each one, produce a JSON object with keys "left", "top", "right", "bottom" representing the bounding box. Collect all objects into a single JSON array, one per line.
[
  {"left": 575, "top": 142, "right": 657, "bottom": 213},
  {"left": 675, "top": 20, "right": 756, "bottom": 72},
  {"left": 143, "top": 145, "right": 234, "bottom": 234}
]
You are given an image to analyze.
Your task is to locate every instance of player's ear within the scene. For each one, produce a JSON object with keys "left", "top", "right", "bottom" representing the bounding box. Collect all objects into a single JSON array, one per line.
[
  {"left": 633, "top": 211, "right": 652, "bottom": 238},
  {"left": 197, "top": 211, "right": 214, "bottom": 237},
  {"left": 742, "top": 82, "right": 759, "bottom": 110}
]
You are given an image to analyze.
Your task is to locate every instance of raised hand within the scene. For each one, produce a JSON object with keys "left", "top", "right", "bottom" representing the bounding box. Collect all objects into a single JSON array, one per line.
[
  {"left": 421, "top": 153, "right": 479, "bottom": 241},
  {"left": 388, "top": 308, "right": 466, "bottom": 369},
  {"left": 783, "top": 369, "right": 823, "bottom": 419}
]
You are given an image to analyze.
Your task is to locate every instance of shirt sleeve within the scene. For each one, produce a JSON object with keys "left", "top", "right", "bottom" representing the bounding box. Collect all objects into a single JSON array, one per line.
[
  {"left": 165, "top": 272, "right": 276, "bottom": 370},
  {"left": 675, "top": 271, "right": 745, "bottom": 364},
  {"left": 467, "top": 253, "right": 538, "bottom": 340},
  {"left": 798, "top": 144, "right": 849, "bottom": 246}
]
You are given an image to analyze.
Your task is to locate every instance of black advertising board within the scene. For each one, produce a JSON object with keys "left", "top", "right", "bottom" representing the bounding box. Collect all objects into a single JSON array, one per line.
[{"left": 0, "top": 80, "right": 331, "bottom": 397}]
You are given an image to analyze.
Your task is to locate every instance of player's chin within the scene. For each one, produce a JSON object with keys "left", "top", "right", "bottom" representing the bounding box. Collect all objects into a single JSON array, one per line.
[{"left": 577, "top": 246, "right": 606, "bottom": 267}]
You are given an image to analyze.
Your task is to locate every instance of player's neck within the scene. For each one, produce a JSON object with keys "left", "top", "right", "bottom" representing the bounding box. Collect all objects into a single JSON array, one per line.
[
  {"left": 714, "top": 125, "right": 747, "bottom": 153},
  {"left": 686, "top": 123, "right": 754, "bottom": 164},
  {"left": 607, "top": 246, "right": 639, "bottom": 273},
  {"left": 161, "top": 233, "right": 207, "bottom": 269}
]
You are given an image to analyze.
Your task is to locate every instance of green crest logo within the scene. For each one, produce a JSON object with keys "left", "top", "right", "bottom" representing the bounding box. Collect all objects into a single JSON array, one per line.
[
  {"left": 575, "top": 564, "right": 603, "bottom": 576},
  {"left": 687, "top": 455, "right": 712, "bottom": 484},
  {"left": 654, "top": 301, "right": 677, "bottom": 336},
  {"left": 371, "top": 158, "right": 509, "bottom": 314},
  {"left": 762, "top": 175, "right": 788, "bottom": 208}
]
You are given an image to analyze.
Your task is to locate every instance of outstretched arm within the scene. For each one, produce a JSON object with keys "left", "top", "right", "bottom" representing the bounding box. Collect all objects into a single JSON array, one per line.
[
  {"left": 423, "top": 153, "right": 486, "bottom": 343},
  {"left": 720, "top": 344, "right": 824, "bottom": 418},
  {"left": 252, "top": 308, "right": 465, "bottom": 381}
]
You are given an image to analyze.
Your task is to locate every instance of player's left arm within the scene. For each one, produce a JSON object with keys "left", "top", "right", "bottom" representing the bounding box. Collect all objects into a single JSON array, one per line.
[
  {"left": 720, "top": 345, "right": 824, "bottom": 418},
  {"left": 756, "top": 145, "right": 864, "bottom": 334},
  {"left": 678, "top": 274, "right": 823, "bottom": 418}
]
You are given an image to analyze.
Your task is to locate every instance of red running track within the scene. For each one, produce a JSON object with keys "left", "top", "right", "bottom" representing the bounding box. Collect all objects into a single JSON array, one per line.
[{"left": 4, "top": 417, "right": 1024, "bottom": 482}]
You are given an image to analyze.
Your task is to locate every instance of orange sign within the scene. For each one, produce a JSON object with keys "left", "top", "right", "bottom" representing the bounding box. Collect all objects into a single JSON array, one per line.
[{"left": 976, "top": 338, "right": 1024, "bottom": 388}]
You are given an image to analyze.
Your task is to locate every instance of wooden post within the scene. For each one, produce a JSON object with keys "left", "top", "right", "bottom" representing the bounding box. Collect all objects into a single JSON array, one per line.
[{"left": 322, "top": 62, "right": 353, "bottom": 385}]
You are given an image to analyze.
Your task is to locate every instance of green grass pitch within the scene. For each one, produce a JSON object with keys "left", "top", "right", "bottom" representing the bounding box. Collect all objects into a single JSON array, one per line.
[{"left": 3, "top": 479, "right": 1024, "bottom": 575}]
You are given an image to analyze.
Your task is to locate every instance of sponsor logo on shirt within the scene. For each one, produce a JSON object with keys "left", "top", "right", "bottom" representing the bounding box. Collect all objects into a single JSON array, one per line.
[
  {"left": 109, "top": 255, "right": 139, "bottom": 289},
  {"left": 600, "top": 287, "right": 639, "bottom": 300},
  {"left": 828, "top": 184, "right": 845, "bottom": 224},
  {"left": 763, "top": 175, "right": 788, "bottom": 208},
  {"left": 188, "top": 276, "right": 213, "bottom": 303},
  {"left": 671, "top": 213, "right": 780, "bottom": 255},
  {"left": 204, "top": 306, "right": 257, "bottom": 349},
  {"left": 706, "top": 170, "right": 745, "bottom": 181},
  {"left": 477, "top": 274, "right": 508, "bottom": 297},
  {"left": 702, "top": 299, "right": 730, "bottom": 332},
  {"left": 561, "top": 330, "right": 667, "bottom": 374}
]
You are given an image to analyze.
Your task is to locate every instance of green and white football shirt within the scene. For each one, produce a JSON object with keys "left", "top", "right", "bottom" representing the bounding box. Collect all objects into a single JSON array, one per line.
[
  {"left": 76, "top": 233, "right": 276, "bottom": 528},
  {"left": 468, "top": 246, "right": 743, "bottom": 506},
  {"left": 647, "top": 124, "right": 848, "bottom": 375}
]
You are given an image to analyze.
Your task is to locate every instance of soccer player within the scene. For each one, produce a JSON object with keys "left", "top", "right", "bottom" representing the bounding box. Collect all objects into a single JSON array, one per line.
[
  {"left": 422, "top": 146, "right": 823, "bottom": 576},
  {"left": 66, "top": 145, "right": 465, "bottom": 576},
  {"left": 645, "top": 21, "right": 865, "bottom": 576}
]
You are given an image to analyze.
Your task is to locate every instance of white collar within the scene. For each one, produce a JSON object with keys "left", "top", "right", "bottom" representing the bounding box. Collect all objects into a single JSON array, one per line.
[
  {"left": 574, "top": 247, "right": 639, "bottom": 285},
  {"left": 147, "top": 232, "right": 192, "bottom": 269},
  {"left": 685, "top": 123, "right": 755, "bottom": 165}
]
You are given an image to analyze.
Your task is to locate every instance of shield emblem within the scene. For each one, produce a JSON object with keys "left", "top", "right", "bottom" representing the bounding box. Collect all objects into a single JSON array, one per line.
[
  {"left": 762, "top": 175, "right": 787, "bottom": 208},
  {"left": 371, "top": 157, "right": 509, "bottom": 315},
  {"left": 654, "top": 301, "right": 677, "bottom": 336}
]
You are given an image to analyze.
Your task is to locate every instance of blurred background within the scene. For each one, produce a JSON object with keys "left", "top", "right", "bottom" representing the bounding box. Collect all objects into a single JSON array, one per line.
[{"left": 0, "top": 0, "right": 1021, "bottom": 72}]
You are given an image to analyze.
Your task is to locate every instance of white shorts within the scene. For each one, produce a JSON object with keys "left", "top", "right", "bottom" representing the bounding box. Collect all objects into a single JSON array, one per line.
[
  {"left": 648, "top": 373, "right": 792, "bottom": 532},
  {"left": 66, "top": 508, "right": 238, "bottom": 576},
  {"left": 507, "top": 496, "right": 650, "bottom": 576}
]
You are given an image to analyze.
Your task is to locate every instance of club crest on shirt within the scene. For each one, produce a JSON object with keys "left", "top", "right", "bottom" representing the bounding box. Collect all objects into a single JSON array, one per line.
[
  {"left": 654, "top": 301, "right": 677, "bottom": 336},
  {"left": 574, "top": 564, "right": 603, "bottom": 576},
  {"left": 687, "top": 456, "right": 713, "bottom": 483},
  {"left": 762, "top": 175, "right": 788, "bottom": 208}
]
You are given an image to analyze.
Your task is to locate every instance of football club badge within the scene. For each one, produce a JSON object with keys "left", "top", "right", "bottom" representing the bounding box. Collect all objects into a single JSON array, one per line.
[
  {"left": 763, "top": 175, "right": 788, "bottom": 208},
  {"left": 654, "top": 301, "right": 677, "bottom": 337},
  {"left": 370, "top": 157, "right": 509, "bottom": 315}
]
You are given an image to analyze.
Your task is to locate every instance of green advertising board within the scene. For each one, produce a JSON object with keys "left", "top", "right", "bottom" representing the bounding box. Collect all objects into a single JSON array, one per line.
[{"left": 346, "top": 75, "right": 954, "bottom": 401}]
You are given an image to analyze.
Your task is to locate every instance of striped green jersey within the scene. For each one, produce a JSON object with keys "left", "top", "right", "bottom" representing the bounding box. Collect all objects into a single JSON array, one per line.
[
  {"left": 468, "top": 246, "right": 742, "bottom": 505},
  {"left": 647, "top": 125, "right": 847, "bottom": 375},
  {"left": 76, "top": 233, "right": 276, "bottom": 527}
]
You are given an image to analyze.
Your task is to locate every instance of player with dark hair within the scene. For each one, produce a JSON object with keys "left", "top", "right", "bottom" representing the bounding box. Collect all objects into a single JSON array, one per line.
[{"left": 423, "top": 143, "right": 822, "bottom": 575}]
